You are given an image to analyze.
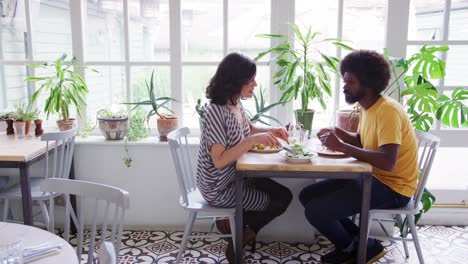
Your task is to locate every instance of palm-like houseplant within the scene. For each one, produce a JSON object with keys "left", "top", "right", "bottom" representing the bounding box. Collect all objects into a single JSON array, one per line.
[
  {"left": 385, "top": 45, "right": 468, "bottom": 233},
  {"left": 124, "top": 70, "right": 177, "bottom": 141},
  {"left": 255, "top": 24, "right": 353, "bottom": 136},
  {"left": 25, "top": 54, "right": 89, "bottom": 131}
]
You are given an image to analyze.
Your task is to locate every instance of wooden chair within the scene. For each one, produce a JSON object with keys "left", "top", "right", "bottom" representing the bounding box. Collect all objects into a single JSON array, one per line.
[
  {"left": 168, "top": 127, "right": 236, "bottom": 264},
  {"left": 41, "top": 178, "right": 130, "bottom": 264},
  {"left": 0, "top": 128, "right": 77, "bottom": 225}
]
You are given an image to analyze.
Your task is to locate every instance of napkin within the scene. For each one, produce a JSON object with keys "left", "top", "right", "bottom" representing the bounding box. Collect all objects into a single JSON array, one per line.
[{"left": 23, "top": 243, "right": 62, "bottom": 263}]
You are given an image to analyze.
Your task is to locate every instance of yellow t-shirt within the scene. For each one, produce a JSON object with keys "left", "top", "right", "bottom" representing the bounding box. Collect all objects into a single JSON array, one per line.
[{"left": 358, "top": 95, "right": 418, "bottom": 198}]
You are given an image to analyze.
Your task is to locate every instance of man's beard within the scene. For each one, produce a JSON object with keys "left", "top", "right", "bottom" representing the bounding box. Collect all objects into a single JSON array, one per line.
[{"left": 344, "top": 88, "right": 365, "bottom": 104}]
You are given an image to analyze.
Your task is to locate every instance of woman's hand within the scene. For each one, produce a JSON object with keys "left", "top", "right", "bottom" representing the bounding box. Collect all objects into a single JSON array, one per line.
[
  {"left": 248, "top": 132, "right": 280, "bottom": 147},
  {"left": 270, "top": 127, "right": 289, "bottom": 142}
]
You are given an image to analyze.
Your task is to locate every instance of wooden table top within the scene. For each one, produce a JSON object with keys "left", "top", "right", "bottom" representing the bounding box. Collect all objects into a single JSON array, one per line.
[
  {"left": 236, "top": 151, "right": 372, "bottom": 173},
  {"left": 0, "top": 134, "right": 51, "bottom": 162}
]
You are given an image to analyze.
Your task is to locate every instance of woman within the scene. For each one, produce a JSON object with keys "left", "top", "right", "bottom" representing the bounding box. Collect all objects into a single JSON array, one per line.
[{"left": 196, "top": 52, "right": 292, "bottom": 262}]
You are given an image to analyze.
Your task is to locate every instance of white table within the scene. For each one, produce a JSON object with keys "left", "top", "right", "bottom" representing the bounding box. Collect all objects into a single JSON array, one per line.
[{"left": 0, "top": 222, "right": 78, "bottom": 264}]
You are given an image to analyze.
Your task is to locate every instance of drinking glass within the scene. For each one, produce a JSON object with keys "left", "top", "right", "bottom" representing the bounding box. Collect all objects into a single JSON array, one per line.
[
  {"left": 288, "top": 123, "right": 303, "bottom": 145},
  {"left": 301, "top": 129, "right": 309, "bottom": 146},
  {"left": 0, "top": 241, "right": 24, "bottom": 264}
]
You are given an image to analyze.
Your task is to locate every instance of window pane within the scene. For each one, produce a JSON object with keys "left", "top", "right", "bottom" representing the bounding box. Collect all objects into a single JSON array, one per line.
[
  {"left": 129, "top": 0, "right": 170, "bottom": 61},
  {"left": 181, "top": 0, "right": 223, "bottom": 61},
  {"left": 32, "top": 0, "right": 73, "bottom": 60},
  {"left": 182, "top": 66, "right": 216, "bottom": 128},
  {"left": 1, "top": 0, "right": 27, "bottom": 60},
  {"left": 0, "top": 65, "right": 28, "bottom": 110},
  {"left": 408, "top": 0, "right": 444, "bottom": 41},
  {"left": 228, "top": 0, "right": 270, "bottom": 60},
  {"left": 86, "top": 0, "right": 124, "bottom": 61},
  {"left": 295, "top": 0, "right": 339, "bottom": 38},
  {"left": 449, "top": 0, "right": 468, "bottom": 40},
  {"left": 131, "top": 66, "right": 171, "bottom": 126},
  {"left": 343, "top": 0, "right": 387, "bottom": 51},
  {"left": 445, "top": 45, "right": 468, "bottom": 87},
  {"left": 85, "top": 66, "right": 126, "bottom": 119}
]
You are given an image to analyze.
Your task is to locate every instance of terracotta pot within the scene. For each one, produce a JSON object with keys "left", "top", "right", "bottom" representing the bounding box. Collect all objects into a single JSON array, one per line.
[
  {"left": 24, "top": 120, "right": 31, "bottom": 136},
  {"left": 157, "top": 117, "right": 178, "bottom": 142},
  {"left": 57, "top": 118, "right": 77, "bottom": 131},
  {"left": 335, "top": 110, "right": 359, "bottom": 132}
]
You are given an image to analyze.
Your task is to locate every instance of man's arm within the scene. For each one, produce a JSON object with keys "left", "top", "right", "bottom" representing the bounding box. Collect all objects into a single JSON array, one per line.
[
  {"left": 340, "top": 142, "right": 399, "bottom": 171},
  {"left": 319, "top": 131, "right": 399, "bottom": 171},
  {"left": 334, "top": 126, "right": 362, "bottom": 148}
]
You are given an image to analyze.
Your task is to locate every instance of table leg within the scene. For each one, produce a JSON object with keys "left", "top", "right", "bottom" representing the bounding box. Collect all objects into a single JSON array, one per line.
[
  {"left": 235, "top": 172, "right": 243, "bottom": 264},
  {"left": 357, "top": 173, "right": 372, "bottom": 263},
  {"left": 19, "top": 165, "right": 33, "bottom": 225}
]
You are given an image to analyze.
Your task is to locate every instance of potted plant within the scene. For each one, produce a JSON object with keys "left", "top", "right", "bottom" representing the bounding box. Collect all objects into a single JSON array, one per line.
[
  {"left": 385, "top": 45, "right": 468, "bottom": 132},
  {"left": 123, "top": 107, "right": 150, "bottom": 167},
  {"left": 195, "top": 98, "right": 207, "bottom": 129},
  {"left": 25, "top": 53, "right": 89, "bottom": 131},
  {"left": 255, "top": 24, "right": 353, "bottom": 137},
  {"left": 96, "top": 109, "right": 129, "bottom": 140},
  {"left": 335, "top": 105, "right": 360, "bottom": 133},
  {"left": 124, "top": 69, "right": 177, "bottom": 142},
  {"left": 244, "top": 87, "right": 284, "bottom": 126},
  {"left": 13, "top": 101, "right": 40, "bottom": 136}
]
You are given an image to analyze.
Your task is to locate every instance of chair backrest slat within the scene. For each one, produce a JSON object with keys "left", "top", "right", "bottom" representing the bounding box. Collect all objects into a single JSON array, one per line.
[
  {"left": 412, "top": 130, "right": 440, "bottom": 208},
  {"left": 168, "top": 127, "right": 197, "bottom": 207},
  {"left": 41, "top": 128, "right": 77, "bottom": 179},
  {"left": 41, "top": 178, "right": 130, "bottom": 264}
]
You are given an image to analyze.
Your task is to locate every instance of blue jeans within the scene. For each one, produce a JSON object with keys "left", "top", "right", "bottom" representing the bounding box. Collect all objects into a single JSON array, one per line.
[{"left": 299, "top": 178, "right": 410, "bottom": 250}]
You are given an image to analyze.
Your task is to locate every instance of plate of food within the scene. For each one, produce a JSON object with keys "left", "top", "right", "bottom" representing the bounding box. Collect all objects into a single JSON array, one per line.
[
  {"left": 281, "top": 144, "right": 317, "bottom": 162},
  {"left": 249, "top": 144, "right": 281, "bottom": 153},
  {"left": 313, "top": 146, "right": 347, "bottom": 156}
]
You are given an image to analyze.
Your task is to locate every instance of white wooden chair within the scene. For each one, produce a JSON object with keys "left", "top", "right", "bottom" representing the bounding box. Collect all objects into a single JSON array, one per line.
[
  {"left": 0, "top": 128, "right": 77, "bottom": 225},
  {"left": 168, "top": 127, "right": 236, "bottom": 264},
  {"left": 366, "top": 130, "right": 440, "bottom": 264},
  {"left": 41, "top": 178, "right": 130, "bottom": 264}
]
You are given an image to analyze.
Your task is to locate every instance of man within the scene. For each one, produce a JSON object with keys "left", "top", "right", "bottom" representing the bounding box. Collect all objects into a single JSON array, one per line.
[{"left": 299, "top": 50, "right": 418, "bottom": 263}]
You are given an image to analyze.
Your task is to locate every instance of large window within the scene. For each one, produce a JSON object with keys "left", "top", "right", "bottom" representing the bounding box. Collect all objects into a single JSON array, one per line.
[{"left": 0, "top": 0, "right": 466, "bottom": 139}]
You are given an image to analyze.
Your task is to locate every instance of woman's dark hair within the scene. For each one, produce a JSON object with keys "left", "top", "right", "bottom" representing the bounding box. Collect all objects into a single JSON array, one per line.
[
  {"left": 340, "top": 50, "right": 391, "bottom": 95},
  {"left": 206, "top": 52, "right": 256, "bottom": 105}
]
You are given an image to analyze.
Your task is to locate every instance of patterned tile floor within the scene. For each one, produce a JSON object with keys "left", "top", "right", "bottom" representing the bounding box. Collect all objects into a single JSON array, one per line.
[{"left": 75, "top": 225, "right": 468, "bottom": 264}]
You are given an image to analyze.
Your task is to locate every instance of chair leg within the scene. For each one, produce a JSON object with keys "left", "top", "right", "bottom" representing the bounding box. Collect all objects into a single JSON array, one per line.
[
  {"left": 2, "top": 199, "right": 9, "bottom": 221},
  {"left": 396, "top": 214, "right": 410, "bottom": 258},
  {"left": 176, "top": 211, "right": 197, "bottom": 264},
  {"left": 228, "top": 215, "right": 236, "bottom": 253},
  {"left": 407, "top": 214, "right": 424, "bottom": 264},
  {"left": 39, "top": 200, "right": 50, "bottom": 229}
]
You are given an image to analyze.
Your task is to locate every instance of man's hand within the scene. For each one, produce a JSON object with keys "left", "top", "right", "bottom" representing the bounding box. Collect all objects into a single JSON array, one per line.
[
  {"left": 316, "top": 127, "right": 334, "bottom": 138},
  {"left": 318, "top": 131, "right": 343, "bottom": 151}
]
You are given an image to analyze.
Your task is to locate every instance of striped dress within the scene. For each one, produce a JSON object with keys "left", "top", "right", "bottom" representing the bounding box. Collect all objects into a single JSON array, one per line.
[{"left": 196, "top": 103, "right": 269, "bottom": 211}]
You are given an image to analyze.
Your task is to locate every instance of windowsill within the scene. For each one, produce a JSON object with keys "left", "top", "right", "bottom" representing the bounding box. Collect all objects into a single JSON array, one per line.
[{"left": 75, "top": 135, "right": 200, "bottom": 146}]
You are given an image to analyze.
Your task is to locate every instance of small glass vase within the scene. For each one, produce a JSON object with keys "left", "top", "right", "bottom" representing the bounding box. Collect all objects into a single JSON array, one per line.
[{"left": 14, "top": 121, "right": 25, "bottom": 138}]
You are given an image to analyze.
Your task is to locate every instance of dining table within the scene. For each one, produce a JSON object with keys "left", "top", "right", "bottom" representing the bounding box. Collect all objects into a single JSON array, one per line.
[
  {"left": 0, "top": 221, "right": 78, "bottom": 264},
  {"left": 234, "top": 145, "right": 373, "bottom": 264},
  {"left": 0, "top": 133, "right": 77, "bottom": 226}
]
